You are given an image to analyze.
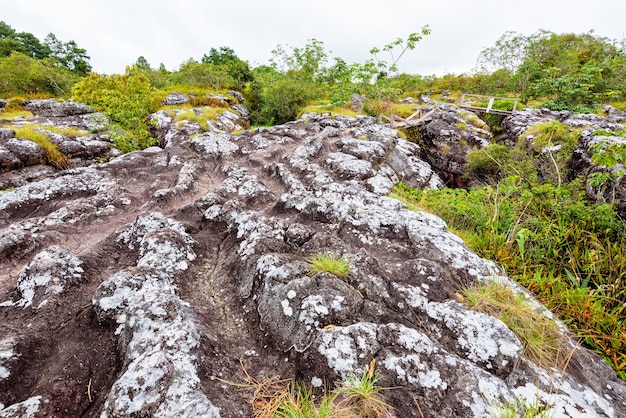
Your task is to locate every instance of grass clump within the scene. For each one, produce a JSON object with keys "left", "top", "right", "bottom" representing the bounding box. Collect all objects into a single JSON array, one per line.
[
  {"left": 461, "top": 281, "right": 569, "bottom": 369},
  {"left": 238, "top": 360, "right": 393, "bottom": 417},
  {"left": 14, "top": 126, "right": 70, "bottom": 169},
  {"left": 307, "top": 252, "right": 351, "bottom": 278},
  {"left": 494, "top": 397, "right": 555, "bottom": 418},
  {"left": 334, "top": 363, "right": 393, "bottom": 418}
]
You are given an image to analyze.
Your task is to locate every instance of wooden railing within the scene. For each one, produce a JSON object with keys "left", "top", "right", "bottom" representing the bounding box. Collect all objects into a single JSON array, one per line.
[
  {"left": 458, "top": 93, "right": 518, "bottom": 116},
  {"left": 378, "top": 108, "right": 435, "bottom": 128}
]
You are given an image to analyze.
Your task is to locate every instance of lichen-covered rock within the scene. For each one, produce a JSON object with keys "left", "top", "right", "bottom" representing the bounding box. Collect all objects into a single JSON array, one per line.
[
  {"left": 0, "top": 101, "right": 113, "bottom": 186},
  {"left": 0, "top": 129, "right": 15, "bottom": 141},
  {"left": 0, "top": 245, "right": 83, "bottom": 309},
  {"left": 417, "top": 103, "right": 493, "bottom": 187},
  {"left": 0, "top": 113, "right": 624, "bottom": 417},
  {"left": 162, "top": 91, "right": 190, "bottom": 106},
  {"left": 23, "top": 100, "right": 94, "bottom": 117}
]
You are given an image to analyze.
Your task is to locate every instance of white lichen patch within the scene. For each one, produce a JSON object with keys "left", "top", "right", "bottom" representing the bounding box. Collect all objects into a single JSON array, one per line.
[
  {"left": 281, "top": 299, "right": 293, "bottom": 317},
  {"left": 0, "top": 337, "right": 16, "bottom": 380},
  {"left": 0, "top": 396, "right": 42, "bottom": 417},
  {"left": 191, "top": 132, "right": 239, "bottom": 158},
  {"left": 317, "top": 323, "right": 379, "bottom": 376},
  {"left": 7, "top": 245, "right": 83, "bottom": 308}
]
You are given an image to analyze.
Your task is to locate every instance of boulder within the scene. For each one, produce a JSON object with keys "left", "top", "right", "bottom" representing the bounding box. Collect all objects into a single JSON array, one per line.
[
  {"left": 417, "top": 103, "right": 492, "bottom": 187},
  {"left": 162, "top": 91, "right": 190, "bottom": 106},
  {"left": 0, "top": 113, "right": 624, "bottom": 417},
  {"left": 23, "top": 100, "right": 94, "bottom": 117}
]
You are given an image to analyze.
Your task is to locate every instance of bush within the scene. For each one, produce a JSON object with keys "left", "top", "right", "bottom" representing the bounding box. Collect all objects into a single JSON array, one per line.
[
  {"left": 71, "top": 66, "right": 163, "bottom": 152},
  {"left": 0, "top": 51, "right": 78, "bottom": 96},
  {"left": 255, "top": 77, "right": 316, "bottom": 125}
]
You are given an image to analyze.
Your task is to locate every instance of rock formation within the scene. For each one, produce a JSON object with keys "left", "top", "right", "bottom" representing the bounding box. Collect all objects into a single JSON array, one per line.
[
  {"left": 0, "top": 100, "right": 114, "bottom": 188},
  {"left": 502, "top": 108, "right": 626, "bottom": 217},
  {"left": 416, "top": 103, "right": 492, "bottom": 187},
  {"left": 1, "top": 104, "right": 625, "bottom": 417}
]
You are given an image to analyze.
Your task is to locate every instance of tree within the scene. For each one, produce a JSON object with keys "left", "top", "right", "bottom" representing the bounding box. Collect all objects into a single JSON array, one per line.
[
  {"left": 476, "top": 31, "right": 530, "bottom": 73},
  {"left": 135, "top": 56, "right": 151, "bottom": 70},
  {"left": 176, "top": 60, "right": 234, "bottom": 90},
  {"left": 0, "top": 21, "right": 16, "bottom": 38},
  {"left": 270, "top": 38, "right": 329, "bottom": 81},
  {"left": 15, "top": 32, "right": 50, "bottom": 59},
  {"left": 369, "top": 25, "right": 432, "bottom": 74},
  {"left": 201, "top": 46, "right": 253, "bottom": 90},
  {"left": 0, "top": 51, "right": 78, "bottom": 96},
  {"left": 44, "top": 33, "right": 91, "bottom": 75}
]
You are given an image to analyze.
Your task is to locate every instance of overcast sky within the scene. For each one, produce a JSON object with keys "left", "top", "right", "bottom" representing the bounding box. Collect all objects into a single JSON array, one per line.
[{"left": 2, "top": 0, "right": 625, "bottom": 76}]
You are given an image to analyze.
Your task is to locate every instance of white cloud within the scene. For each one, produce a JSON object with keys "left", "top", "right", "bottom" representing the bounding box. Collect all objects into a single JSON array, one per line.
[{"left": 2, "top": 0, "right": 625, "bottom": 75}]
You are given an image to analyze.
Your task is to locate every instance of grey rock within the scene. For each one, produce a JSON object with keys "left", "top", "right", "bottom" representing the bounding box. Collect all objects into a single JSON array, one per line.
[
  {"left": 0, "top": 129, "right": 15, "bottom": 141},
  {"left": 162, "top": 91, "right": 190, "bottom": 106},
  {"left": 418, "top": 103, "right": 492, "bottom": 186},
  {"left": 227, "top": 90, "right": 244, "bottom": 103},
  {"left": 23, "top": 99, "right": 94, "bottom": 117},
  {"left": 0, "top": 113, "right": 624, "bottom": 417}
]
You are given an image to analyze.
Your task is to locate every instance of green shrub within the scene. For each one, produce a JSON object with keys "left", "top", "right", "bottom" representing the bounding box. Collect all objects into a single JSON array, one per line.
[
  {"left": 0, "top": 51, "right": 79, "bottom": 96},
  {"left": 465, "top": 143, "right": 513, "bottom": 184},
  {"left": 71, "top": 65, "right": 163, "bottom": 152}
]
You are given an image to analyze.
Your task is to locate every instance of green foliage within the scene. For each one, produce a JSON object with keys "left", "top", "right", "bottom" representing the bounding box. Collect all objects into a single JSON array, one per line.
[
  {"left": 174, "top": 60, "right": 235, "bottom": 90},
  {"left": 0, "top": 26, "right": 92, "bottom": 76},
  {"left": 201, "top": 46, "right": 253, "bottom": 90},
  {"left": 254, "top": 77, "right": 317, "bottom": 125},
  {"left": 369, "top": 26, "right": 432, "bottom": 74},
  {"left": 391, "top": 177, "right": 626, "bottom": 379},
  {"left": 71, "top": 66, "right": 163, "bottom": 151},
  {"left": 473, "top": 29, "right": 626, "bottom": 107},
  {"left": 465, "top": 143, "right": 513, "bottom": 184},
  {"left": 307, "top": 252, "right": 351, "bottom": 278},
  {"left": 0, "top": 52, "right": 79, "bottom": 96}
]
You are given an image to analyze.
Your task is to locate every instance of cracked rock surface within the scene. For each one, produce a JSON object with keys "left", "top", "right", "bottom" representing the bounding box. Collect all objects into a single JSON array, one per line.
[{"left": 0, "top": 111, "right": 625, "bottom": 417}]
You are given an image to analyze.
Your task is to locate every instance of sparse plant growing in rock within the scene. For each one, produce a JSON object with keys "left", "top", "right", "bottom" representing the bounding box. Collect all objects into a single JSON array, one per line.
[
  {"left": 14, "top": 126, "right": 70, "bottom": 169},
  {"left": 307, "top": 252, "right": 351, "bottom": 278},
  {"left": 494, "top": 396, "right": 555, "bottom": 418},
  {"left": 334, "top": 360, "right": 394, "bottom": 417}
]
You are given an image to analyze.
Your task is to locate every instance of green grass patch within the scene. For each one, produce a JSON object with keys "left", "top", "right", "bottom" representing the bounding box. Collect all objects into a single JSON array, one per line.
[
  {"left": 36, "top": 125, "right": 89, "bottom": 137},
  {"left": 244, "top": 360, "right": 393, "bottom": 417},
  {"left": 174, "top": 107, "right": 227, "bottom": 131},
  {"left": 14, "top": 126, "right": 70, "bottom": 169},
  {"left": 307, "top": 252, "right": 351, "bottom": 278}
]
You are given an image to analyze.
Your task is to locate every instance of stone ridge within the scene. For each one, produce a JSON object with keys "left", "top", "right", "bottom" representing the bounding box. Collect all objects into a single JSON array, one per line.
[{"left": 0, "top": 109, "right": 624, "bottom": 417}]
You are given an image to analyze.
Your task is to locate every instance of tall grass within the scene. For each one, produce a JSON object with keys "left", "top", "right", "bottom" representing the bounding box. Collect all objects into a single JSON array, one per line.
[
  {"left": 14, "top": 126, "right": 70, "bottom": 169},
  {"left": 391, "top": 180, "right": 626, "bottom": 379}
]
